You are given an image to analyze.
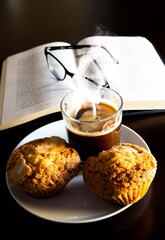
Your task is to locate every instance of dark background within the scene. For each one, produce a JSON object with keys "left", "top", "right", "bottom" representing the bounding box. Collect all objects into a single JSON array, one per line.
[{"left": 0, "top": 0, "right": 164, "bottom": 66}]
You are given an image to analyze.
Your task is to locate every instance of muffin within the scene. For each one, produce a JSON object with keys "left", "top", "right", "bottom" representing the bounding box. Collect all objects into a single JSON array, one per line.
[
  {"left": 6, "top": 136, "right": 81, "bottom": 198},
  {"left": 83, "top": 143, "right": 157, "bottom": 205}
]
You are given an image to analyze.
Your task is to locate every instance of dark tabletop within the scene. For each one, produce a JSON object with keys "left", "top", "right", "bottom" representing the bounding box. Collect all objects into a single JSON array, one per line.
[{"left": 0, "top": 0, "right": 165, "bottom": 239}]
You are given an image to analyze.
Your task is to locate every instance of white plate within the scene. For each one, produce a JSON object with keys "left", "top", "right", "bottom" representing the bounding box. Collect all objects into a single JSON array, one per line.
[{"left": 6, "top": 120, "right": 150, "bottom": 224}]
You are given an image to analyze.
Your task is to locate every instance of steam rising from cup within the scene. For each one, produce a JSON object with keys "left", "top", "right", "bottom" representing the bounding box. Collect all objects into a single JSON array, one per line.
[{"left": 71, "top": 45, "right": 119, "bottom": 120}]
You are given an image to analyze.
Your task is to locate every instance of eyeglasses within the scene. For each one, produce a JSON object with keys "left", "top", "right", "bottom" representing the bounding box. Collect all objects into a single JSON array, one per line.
[{"left": 44, "top": 44, "right": 118, "bottom": 88}]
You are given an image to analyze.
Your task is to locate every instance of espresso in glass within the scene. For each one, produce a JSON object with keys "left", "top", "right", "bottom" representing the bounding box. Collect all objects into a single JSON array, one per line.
[{"left": 60, "top": 87, "right": 123, "bottom": 161}]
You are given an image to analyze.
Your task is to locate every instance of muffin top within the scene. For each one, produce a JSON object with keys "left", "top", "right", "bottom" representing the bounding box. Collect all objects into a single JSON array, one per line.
[
  {"left": 6, "top": 136, "right": 81, "bottom": 194},
  {"left": 83, "top": 143, "right": 157, "bottom": 204}
]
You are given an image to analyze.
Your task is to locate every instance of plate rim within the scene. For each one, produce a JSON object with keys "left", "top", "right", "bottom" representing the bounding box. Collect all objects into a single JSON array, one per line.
[{"left": 6, "top": 120, "right": 150, "bottom": 224}]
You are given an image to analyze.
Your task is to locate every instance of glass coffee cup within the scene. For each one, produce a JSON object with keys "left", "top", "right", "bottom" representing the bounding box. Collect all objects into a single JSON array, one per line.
[{"left": 60, "top": 86, "right": 123, "bottom": 161}]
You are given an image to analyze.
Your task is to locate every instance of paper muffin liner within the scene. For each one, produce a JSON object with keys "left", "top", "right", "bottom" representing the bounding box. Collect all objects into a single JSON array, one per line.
[
  {"left": 22, "top": 184, "right": 66, "bottom": 199},
  {"left": 110, "top": 180, "right": 152, "bottom": 205}
]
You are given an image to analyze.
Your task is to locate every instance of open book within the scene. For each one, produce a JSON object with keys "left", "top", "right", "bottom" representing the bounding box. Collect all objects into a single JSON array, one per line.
[{"left": 0, "top": 36, "right": 165, "bottom": 130}]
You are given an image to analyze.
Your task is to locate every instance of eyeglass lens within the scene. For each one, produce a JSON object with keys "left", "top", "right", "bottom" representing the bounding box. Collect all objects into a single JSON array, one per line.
[
  {"left": 47, "top": 54, "right": 66, "bottom": 80},
  {"left": 46, "top": 45, "right": 114, "bottom": 88}
]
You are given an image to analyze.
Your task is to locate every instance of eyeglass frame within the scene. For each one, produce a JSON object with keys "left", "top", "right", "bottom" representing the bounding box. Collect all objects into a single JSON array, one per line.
[{"left": 44, "top": 44, "right": 119, "bottom": 88}]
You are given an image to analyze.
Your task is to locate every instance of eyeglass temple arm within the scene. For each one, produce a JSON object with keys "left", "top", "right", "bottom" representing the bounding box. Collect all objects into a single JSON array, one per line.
[
  {"left": 45, "top": 45, "right": 92, "bottom": 51},
  {"left": 84, "top": 76, "right": 110, "bottom": 88}
]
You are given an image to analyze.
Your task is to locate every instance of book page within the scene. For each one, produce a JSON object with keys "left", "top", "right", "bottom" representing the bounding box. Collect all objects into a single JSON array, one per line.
[
  {"left": 1, "top": 37, "right": 165, "bottom": 130},
  {"left": 78, "top": 36, "right": 165, "bottom": 110},
  {"left": 0, "top": 42, "right": 77, "bottom": 129}
]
